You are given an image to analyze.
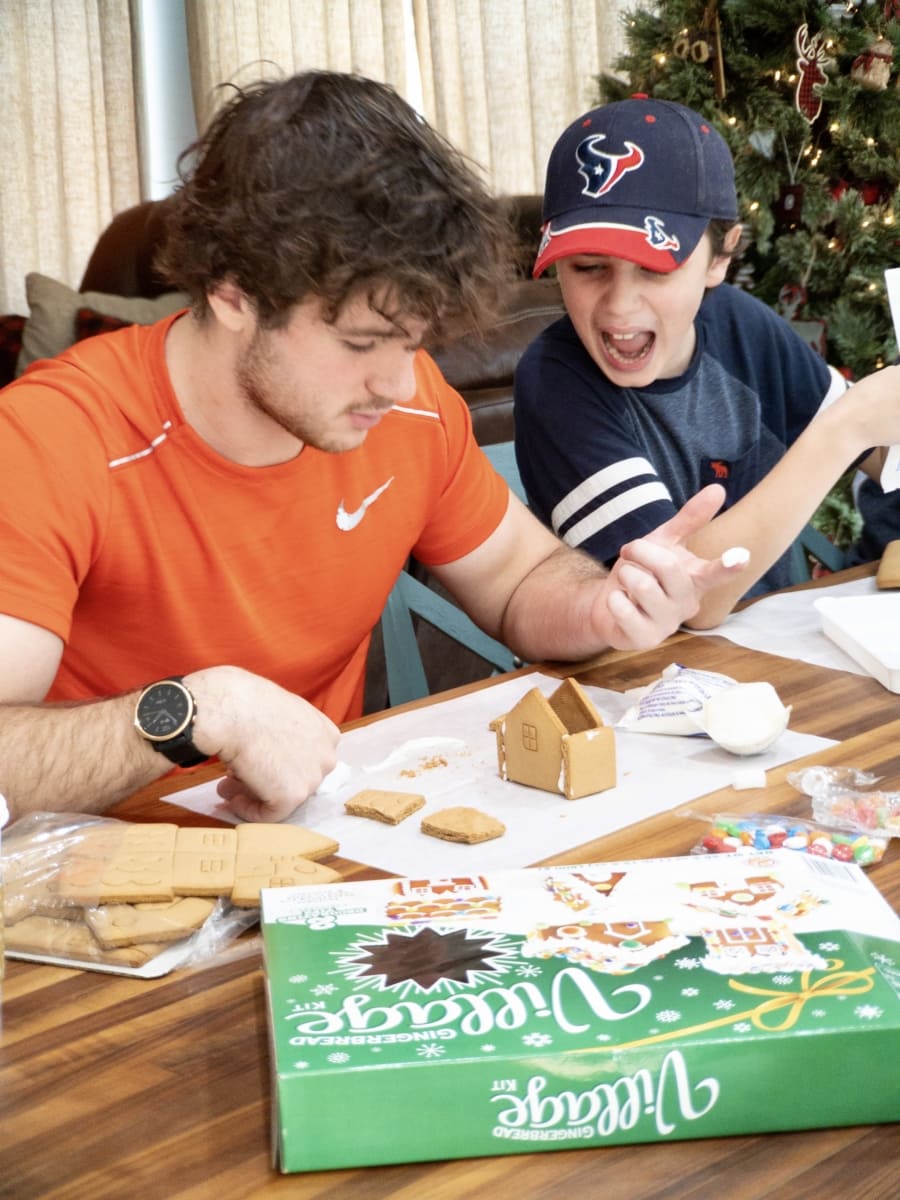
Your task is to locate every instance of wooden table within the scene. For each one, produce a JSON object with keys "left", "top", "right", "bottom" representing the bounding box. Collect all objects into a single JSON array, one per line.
[{"left": 3, "top": 570, "right": 900, "bottom": 1199}]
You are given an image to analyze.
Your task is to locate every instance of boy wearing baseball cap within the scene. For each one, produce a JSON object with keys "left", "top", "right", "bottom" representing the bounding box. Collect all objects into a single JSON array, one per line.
[{"left": 514, "top": 95, "right": 900, "bottom": 626}]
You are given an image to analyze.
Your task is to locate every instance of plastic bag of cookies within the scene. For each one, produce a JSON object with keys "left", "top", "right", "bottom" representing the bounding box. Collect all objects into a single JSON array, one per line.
[{"left": 1, "top": 810, "right": 341, "bottom": 976}]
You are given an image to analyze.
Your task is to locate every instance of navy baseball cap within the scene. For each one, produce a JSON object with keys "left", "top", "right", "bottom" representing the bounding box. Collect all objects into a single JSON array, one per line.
[{"left": 533, "top": 96, "right": 738, "bottom": 277}]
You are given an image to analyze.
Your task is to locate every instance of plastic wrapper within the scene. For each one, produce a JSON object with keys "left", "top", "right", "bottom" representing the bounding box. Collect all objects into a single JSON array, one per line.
[
  {"left": 679, "top": 808, "right": 888, "bottom": 866},
  {"left": 2, "top": 811, "right": 260, "bottom": 977},
  {"left": 618, "top": 664, "right": 791, "bottom": 755},
  {"left": 618, "top": 664, "right": 738, "bottom": 735},
  {"left": 787, "top": 765, "right": 900, "bottom": 838}
]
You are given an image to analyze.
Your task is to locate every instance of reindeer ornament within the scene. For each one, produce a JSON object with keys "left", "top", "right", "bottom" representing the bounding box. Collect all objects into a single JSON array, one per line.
[{"left": 794, "top": 23, "right": 832, "bottom": 124}]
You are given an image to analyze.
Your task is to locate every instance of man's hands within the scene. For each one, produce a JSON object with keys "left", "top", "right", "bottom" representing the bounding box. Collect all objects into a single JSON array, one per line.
[
  {"left": 596, "top": 484, "right": 748, "bottom": 649},
  {"left": 186, "top": 666, "right": 340, "bottom": 822}
]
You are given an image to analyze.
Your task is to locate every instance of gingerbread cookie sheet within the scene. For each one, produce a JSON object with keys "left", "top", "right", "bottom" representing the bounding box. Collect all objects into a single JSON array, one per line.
[{"left": 2, "top": 811, "right": 342, "bottom": 976}]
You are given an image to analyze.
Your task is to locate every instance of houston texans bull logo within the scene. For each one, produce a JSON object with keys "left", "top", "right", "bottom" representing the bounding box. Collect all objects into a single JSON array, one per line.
[
  {"left": 576, "top": 133, "right": 644, "bottom": 198},
  {"left": 575, "top": 134, "right": 680, "bottom": 253}
]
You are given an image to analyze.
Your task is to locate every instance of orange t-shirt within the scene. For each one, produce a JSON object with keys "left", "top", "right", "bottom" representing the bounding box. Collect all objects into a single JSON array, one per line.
[{"left": 0, "top": 314, "right": 508, "bottom": 723}]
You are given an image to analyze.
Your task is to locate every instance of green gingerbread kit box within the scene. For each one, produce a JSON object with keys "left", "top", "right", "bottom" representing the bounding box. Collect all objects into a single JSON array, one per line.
[{"left": 260, "top": 851, "right": 900, "bottom": 1173}]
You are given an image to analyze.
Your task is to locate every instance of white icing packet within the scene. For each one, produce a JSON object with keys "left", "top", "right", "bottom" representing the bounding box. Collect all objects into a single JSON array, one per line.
[{"left": 617, "top": 663, "right": 736, "bottom": 736}]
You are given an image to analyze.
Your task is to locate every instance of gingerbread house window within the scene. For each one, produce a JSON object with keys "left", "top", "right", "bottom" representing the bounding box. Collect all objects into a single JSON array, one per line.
[{"left": 521, "top": 722, "right": 538, "bottom": 752}]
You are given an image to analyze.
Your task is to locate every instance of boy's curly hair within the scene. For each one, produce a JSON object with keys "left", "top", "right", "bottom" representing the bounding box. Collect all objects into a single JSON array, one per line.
[{"left": 157, "top": 71, "right": 515, "bottom": 338}]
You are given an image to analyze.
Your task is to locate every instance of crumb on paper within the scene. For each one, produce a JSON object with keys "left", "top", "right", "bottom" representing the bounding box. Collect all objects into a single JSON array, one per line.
[{"left": 399, "top": 755, "right": 449, "bottom": 778}]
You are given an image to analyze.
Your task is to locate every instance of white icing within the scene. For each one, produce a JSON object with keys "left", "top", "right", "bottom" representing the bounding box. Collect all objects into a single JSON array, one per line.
[
  {"left": 732, "top": 767, "right": 767, "bottom": 790},
  {"left": 314, "top": 761, "right": 352, "bottom": 794},
  {"left": 361, "top": 737, "right": 466, "bottom": 773},
  {"left": 701, "top": 682, "right": 791, "bottom": 756}
]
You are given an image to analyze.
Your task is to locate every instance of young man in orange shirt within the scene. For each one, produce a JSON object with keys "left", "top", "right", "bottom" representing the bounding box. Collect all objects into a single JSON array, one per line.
[{"left": 0, "top": 73, "right": 745, "bottom": 824}]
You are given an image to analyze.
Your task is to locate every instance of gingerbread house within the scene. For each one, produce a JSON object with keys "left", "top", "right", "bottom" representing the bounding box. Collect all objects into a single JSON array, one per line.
[
  {"left": 524, "top": 917, "right": 689, "bottom": 973},
  {"left": 489, "top": 677, "right": 616, "bottom": 799}
]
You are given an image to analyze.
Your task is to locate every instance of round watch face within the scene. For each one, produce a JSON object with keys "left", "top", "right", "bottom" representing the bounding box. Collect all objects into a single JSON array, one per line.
[{"left": 136, "top": 681, "right": 192, "bottom": 742}]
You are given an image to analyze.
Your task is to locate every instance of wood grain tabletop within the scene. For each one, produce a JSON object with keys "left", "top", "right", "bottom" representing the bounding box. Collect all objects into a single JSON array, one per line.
[{"left": 3, "top": 568, "right": 899, "bottom": 1199}]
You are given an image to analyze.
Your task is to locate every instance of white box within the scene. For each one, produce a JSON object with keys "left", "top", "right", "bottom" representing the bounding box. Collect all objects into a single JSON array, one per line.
[{"left": 815, "top": 595, "right": 900, "bottom": 692}]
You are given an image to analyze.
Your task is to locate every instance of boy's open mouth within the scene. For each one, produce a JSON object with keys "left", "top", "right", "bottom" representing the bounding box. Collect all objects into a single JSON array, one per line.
[{"left": 602, "top": 330, "right": 654, "bottom": 366}]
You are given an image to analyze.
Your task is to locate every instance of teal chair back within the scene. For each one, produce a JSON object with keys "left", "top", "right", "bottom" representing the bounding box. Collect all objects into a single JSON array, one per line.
[
  {"left": 378, "top": 442, "right": 524, "bottom": 707},
  {"left": 380, "top": 571, "right": 518, "bottom": 706},
  {"left": 482, "top": 440, "right": 528, "bottom": 504},
  {"left": 790, "top": 523, "right": 846, "bottom": 584}
]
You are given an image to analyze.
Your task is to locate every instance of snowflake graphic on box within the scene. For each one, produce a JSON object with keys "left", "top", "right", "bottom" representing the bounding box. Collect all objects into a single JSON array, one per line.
[
  {"left": 417, "top": 1044, "right": 446, "bottom": 1059},
  {"left": 855, "top": 1004, "right": 884, "bottom": 1021},
  {"left": 523, "top": 1032, "right": 553, "bottom": 1048}
]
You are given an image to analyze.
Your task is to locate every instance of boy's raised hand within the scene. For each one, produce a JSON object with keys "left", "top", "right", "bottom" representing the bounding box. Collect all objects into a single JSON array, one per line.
[{"left": 600, "top": 484, "right": 749, "bottom": 648}]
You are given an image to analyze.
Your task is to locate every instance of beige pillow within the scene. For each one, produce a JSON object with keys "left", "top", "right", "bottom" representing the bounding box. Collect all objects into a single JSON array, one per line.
[{"left": 16, "top": 273, "right": 188, "bottom": 376}]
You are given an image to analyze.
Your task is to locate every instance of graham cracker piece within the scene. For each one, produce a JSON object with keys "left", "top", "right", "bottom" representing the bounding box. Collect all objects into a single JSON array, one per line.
[
  {"left": 231, "top": 823, "right": 341, "bottom": 907},
  {"left": 56, "top": 823, "right": 178, "bottom": 904},
  {"left": 231, "top": 856, "right": 341, "bottom": 907},
  {"left": 877, "top": 539, "right": 900, "bottom": 589},
  {"left": 420, "top": 806, "right": 506, "bottom": 845},
  {"left": 345, "top": 788, "right": 426, "bottom": 825},
  {"left": 84, "top": 897, "right": 216, "bottom": 948},
  {"left": 235, "top": 822, "right": 338, "bottom": 862},
  {"left": 5, "top": 914, "right": 168, "bottom": 967},
  {"left": 173, "top": 826, "right": 238, "bottom": 896}
]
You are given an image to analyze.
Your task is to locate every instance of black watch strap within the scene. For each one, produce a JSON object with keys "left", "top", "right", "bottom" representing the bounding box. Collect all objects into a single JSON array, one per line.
[{"left": 134, "top": 676, "right": 209, "bottom": 768}]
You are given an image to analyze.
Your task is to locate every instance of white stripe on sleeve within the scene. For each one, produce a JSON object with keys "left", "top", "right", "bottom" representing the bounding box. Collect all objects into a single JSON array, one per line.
[{"left": 560, "top": 480, "right": 673, "bottom": 547}]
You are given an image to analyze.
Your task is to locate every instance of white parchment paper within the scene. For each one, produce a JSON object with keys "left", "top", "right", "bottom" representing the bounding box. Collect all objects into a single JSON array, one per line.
[
  {"left": 162, "top": 672, "right": 833, "bottom": 875},
  {"left": 692, "top": 575, "right": 879, "bottom": 674}
]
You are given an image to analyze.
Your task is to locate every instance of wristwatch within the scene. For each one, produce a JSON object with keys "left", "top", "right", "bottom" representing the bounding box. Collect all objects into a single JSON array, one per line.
[{"left": 134, "top": 676, "right": 209, "bottom": 768}]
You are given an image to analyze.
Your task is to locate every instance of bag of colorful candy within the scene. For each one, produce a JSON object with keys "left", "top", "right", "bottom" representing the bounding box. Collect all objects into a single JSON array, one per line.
[
  {"left": 786, "top": 765, "right": 900, "bottom": 838},
  {"left": 679, "top": 808, "right": 888, "bottom": 865}
]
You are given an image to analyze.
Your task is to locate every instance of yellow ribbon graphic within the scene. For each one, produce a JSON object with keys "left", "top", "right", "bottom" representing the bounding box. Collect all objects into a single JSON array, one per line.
[
  {"left": 728, "top": 960, "right": 875, "bottom": 1032},
  {"left": 575, "top": 959, "right": 875, "bottom": 1055}
]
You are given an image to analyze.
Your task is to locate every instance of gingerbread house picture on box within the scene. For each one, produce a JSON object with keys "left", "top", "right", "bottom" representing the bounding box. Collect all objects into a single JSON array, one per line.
[{"left": 489, "top": 677, "right": 616, "bottom": 800}]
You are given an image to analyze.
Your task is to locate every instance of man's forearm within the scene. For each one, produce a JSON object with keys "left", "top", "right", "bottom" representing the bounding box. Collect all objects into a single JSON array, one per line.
[
  {"left": 0, "top": 694, "right": 170, "bottom": 821},
  {"left": 499, "top": 486, "right": 752, "bottom": 657},
  {"left": 500, "top": 545, "right": 611, "bottom": 662}
]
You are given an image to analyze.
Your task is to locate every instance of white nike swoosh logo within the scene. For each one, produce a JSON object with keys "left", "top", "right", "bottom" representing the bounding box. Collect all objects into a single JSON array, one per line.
[{"left": 336, "top": 477, "right": 395, "bottom": 531}]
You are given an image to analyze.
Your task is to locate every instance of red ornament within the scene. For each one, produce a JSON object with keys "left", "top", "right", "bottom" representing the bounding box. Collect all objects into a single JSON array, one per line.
[{"left": 830, "top": 179, "right": 886, "bottom": 206}]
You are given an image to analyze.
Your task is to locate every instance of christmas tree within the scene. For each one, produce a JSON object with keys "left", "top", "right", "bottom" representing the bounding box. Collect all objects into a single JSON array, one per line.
[
  {"left": 598, "top": 0, "right": 900, "bottom": 380},
  {"left": 597, "top": 0, "right": 900, "bottom": 553}
]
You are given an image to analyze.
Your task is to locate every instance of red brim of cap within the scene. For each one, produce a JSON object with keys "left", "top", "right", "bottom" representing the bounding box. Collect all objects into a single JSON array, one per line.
[{"left": 532, "top": 218, "right": 706, "bottom": 278}]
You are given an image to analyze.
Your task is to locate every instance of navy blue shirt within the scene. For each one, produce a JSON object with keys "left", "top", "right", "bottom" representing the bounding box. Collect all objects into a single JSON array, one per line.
[{"left": 514, "top": 283, "right": 834, "bottom": 594}]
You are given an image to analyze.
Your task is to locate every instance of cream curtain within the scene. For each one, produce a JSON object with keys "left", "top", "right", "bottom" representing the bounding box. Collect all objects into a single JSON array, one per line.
[
  {"left": 0, "top": 0, "right": 138, "bottom": 314},
  {"left": 414, "top": 0, "right": 627, "bottom": 196},
  {"left": 184, "top": 0, "right": 629, "bottom": 195},
  {"left": 0, "top": 0, "right": 630, "bottom": 315},
  {"left": 184, "top": 0, "right": 413, "bottom": 134}
]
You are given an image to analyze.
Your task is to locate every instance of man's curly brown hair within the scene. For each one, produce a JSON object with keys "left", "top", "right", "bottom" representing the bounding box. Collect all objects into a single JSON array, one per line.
[{"left": 156, "top": 71, "right": 515, "bottom": 339}]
